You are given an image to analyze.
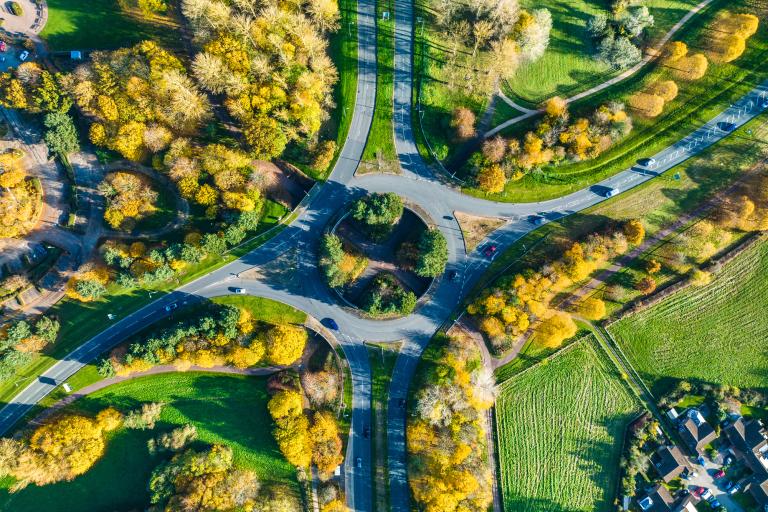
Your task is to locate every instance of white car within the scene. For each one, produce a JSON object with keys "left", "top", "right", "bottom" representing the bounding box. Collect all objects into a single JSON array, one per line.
[
  {"left": 700, "top": 488, "right": 713, "bottom": 500},
  {"left": 19, "top": 50, "right": 29, "bottom": 61},
  {"left": 234, "top": 288, "right": 246, "bottom": 294}
]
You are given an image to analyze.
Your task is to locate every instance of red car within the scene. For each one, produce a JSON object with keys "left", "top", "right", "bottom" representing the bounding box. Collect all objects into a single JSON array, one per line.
[
  {"left": 714, "top": 470, "right": 725, "bottom": 479},
  {"left": 483, "top": 245, "right": 497, "bottom": 258},
  {"left": 693, "top": 487, "right": 706, "bottom": 497}
]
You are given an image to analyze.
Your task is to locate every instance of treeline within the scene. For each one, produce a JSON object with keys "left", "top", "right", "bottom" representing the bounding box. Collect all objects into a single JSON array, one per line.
[
  {"left": 408, "top": 334, "right": 495, "bottom": 512},
  {"left": 469, "top": 98, "right": 633, "bottom": 193},
  {"left": 98, "top": 302, "right": 307, "bottom": 376},
  {"left": 0, "top": 315, "right": 60, "bottom": 381},
  {"left": 266, "top": 370, "right": 347, "bottom": 511},
  {"left": 0, "top": 403, "right": 162, "bottom": 490},
  {"left": 469, "top": 220, "right": 645, "bottom": 353}
]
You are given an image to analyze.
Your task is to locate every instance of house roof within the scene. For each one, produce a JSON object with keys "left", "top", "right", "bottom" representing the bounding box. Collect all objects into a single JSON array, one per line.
[
  {"left": 750, "top": 478, "right": 768, "bottom": 506},
  {"left": 637, "top": 484, "right": 695, "bottom": 512},
  {"left": 725, "top": 418, "right": 768, "bottom": 506},
  {"left": 653, "top": 445, "right": 689, "bottom": 483},
  {"left": 725, "top": 417, "right": 767, "bottom": 453},
  {"left": 678, "top": 409, "right": 717, "bottom": 453}
]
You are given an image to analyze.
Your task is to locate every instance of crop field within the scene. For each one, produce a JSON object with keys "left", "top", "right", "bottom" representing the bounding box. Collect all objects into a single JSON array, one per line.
[
  {"left": 496, "top": 336, "right": 640, "bottom": 511},
  {"left": 609, "top": 238, "right": 768, "bottom": 396},
  {"left": 0, "top": 372, "right": 297, "bottom": 512}
]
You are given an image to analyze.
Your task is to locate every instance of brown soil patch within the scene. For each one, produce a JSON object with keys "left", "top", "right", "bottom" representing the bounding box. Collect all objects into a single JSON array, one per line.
[
  {"left": 255, "top": 160, "right": 312, "bottom": 209},
  {"left": 455, "top": 211, "right": 506, "bottom": 252}
]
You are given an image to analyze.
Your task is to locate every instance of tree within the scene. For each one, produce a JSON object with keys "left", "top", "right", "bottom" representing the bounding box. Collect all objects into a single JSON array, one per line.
[
  {"left": 266, "top": 325, "right": 308, "bottom": 365},
  {"left": 598, "top": 36, "right": 642, "bottom": 69},
  {"left": 75, "top": 279, "right": 106, "bottom": 300},
  {"left": 43, "top": 112, "right": 79, "bottom": 159},
  {"left": 576, "top": 297, "right": 606, "bottom": 320},
  {"left": 450, "top": 107, "right": 476, "bottom": 140},
  {"left": 623, "top": 219, "right": 645, "bottom": 245},
  {"left": 351, "top": 193, "right": 404, "bottom": 238},
  {"left": 688, "top": 268, "right": 712, "bottom": 287},
  {"left": 481, "top": 136, "right": 506, "bottom": 163},
  {"left": 517, "top": 8, "right": 552, "bottom": 61},
  {"left": 664, "top": 41, "right": 688, "bottom": 63},
  {"left": 673, "top": 54, "right": 708, "bottom": 81},
  {"left": 33, "top": 316, "right": 60, "bottom": 343},
  {"left": 543, "top": 96, "right": 567, "bottom": 118},
  {"left": 319, "top": 234, "right": 347, "bottom": 287},
  {"left": 416, "top": 229, "right": 448, "bottom": 277},
  {"left": 645, "top": 259, "right": 661, "bottom": 274},
  {"left": 535, "top": 311, "right": 577, "bottom": 348},
  {"left": 477, "top": 164, "right": 506, "bottom": 193}
]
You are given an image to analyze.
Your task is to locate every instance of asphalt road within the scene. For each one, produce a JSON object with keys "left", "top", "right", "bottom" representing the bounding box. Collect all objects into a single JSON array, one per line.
[{"left": 0, "top": 8, "right": 767, "bottom": 512}]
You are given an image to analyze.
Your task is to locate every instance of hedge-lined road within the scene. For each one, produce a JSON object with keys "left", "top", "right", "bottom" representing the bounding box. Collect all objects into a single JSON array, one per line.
[{"left": 1, "top": 0, "right": 767, "bottom": 509}]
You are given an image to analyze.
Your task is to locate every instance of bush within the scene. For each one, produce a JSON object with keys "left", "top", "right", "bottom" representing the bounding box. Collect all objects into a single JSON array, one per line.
[
  {"left": 361, "top": 274, "right": 417, "bottom": 316},
  {"left": 10, "top": 2, "right": 22, "bottom": 16},
  {"left": 351, "top": 193, "right": 403, "bottom": 240},
  {"left": 415, "top": 229, "right": 448, "bottom": 277}
]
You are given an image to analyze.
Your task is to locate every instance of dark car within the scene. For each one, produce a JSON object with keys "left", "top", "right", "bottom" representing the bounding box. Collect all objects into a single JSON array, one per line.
[
  {"left": 638, "top": 157, "right": 657, "bottom": 167},
  {"left": 443, "top": 215, "right": 453, "bottom": 221},
  {"left": 724, "top": 455, "right": 734, "bottom": 466},
  {"left": 447, "top": 270, "right": 459, "bottom": 282},
  {"left": 483, "top": 245, "right": 497, "bottom": 258},
  {"left": 322, "top": 318, "right": 339, "bottom": 330},
  {"left": 356, "top": 457, "right": 362, "bottom": 469},
  {"left": 363, "top": 426, "right": 370, "bottom": 438},
  {"left": 719, "top": 121, "right": 737, "bottom": 132},
  {"left": 710, "top": 499, "right": 721, "bottom": 508},
  {"left": 398, "top": 398, "right": 406, "bottom": 409},
  {"left": 164, "top": 302, "right": 178, "bottom": 313}
]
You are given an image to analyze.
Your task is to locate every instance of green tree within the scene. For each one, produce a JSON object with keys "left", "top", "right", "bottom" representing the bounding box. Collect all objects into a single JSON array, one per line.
[
  {"left": 416, "top": 229, "right": 448, "bottom": 277},
  {"left": 351, "top": 193, "right": 404, "bottom": 239},
  {"left": 75, "top": 279, "right": 107, "bottom": 299},
  {"left": 43, "top": 112, "right": 80, "bottom": 159},
  {"left": 319, "top": 234, "right": 346, "bottom": 287},
  {"left": 33, "top": 316, "right": 60, "bottom": 342}
]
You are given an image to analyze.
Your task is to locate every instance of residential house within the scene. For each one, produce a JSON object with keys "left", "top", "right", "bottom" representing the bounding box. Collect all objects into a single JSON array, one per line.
[
  {"left": 652, "top": 445, "right": 690, "bottom": 483},
  {"left": 637, "top": 484, "right": 697, "bottom": 512},
  {"left": 678, "top": 409, "right": 717, "bottom": 454},
  {"left": 724, "top": 417, "right": 768, "bottom": 508}
]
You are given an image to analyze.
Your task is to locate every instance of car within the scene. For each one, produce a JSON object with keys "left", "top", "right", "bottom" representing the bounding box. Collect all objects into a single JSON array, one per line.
[
  {"left": 604, "top": 187, "right": 619, "bottom": 198},
  {"left": 710, "top": 499, "right": 721, "bottom": 508},
  {"left": 724, "top": 480, "right": 733, "bottom": 491},
  {"left": 701, "top": 488, "right": 713, "bottom": 500},
  {"left": 697, "top": 455, "right": 706, "bottom": 466},
  {"left": 19, "top": 50, "right": 29, "bottom": 61},
  {"left": 719, "top": 122, "right": 736, "bottom": 132},
  {"left": 714, "top": 470, "right": 725, "bottom": 479},
  {"left": 529, "top": 215, "right": 546, "bottom": 226},
  {"left": 0, "top": 41, "right": 6, "bottom": 52},
  {"left": 321, "top": 318, "right": 339, "bottom": 330},
  {"left": 762, "top": 99, "right": 768, "bottom": 109},
  {"left": 164, "top": 302, "right": 178, "bottom": 312},
  {"left": 443, "top": 215, "right": 453, "bottom": 221},
  {"left": 693, "top": 487, "right": 706, "bottom": 497},
  {"left": 483, "top": 245, "right": 497, "bottom": 258},
  {"left": 356, "top": 457, "right": 362, "bottom": 469},
  {"left": 724, "top": 455, "right": 734, "bottom": 466},
  {"left": 363, "top": 426, "right": 370, "bottom": 438},
  {"left": 234, "top": 287, "right": 246, "bottom": 294},
  {"left": 447, "top": 270, "right": 459, "bottom": 282},
  {"left": 728, "top": 483, "right": 741, "bottom": 494},
  {"left": 638, "top": 157, "right": 657, "bottom": 167},
  {"left": 398, "top": 398, "right": 406, "bottom": 409}
]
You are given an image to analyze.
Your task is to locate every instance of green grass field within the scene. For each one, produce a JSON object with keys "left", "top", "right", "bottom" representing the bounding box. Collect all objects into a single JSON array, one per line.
[
  {"left": 211, "top": 295, "right": 306, "bottom": 324},
  {"left": 41, "top": 0, "right": 182, "bottom": 51},
  {"left": 360, "top": 0, "right": 397, "bottom": 167},
  {"left": 504, "top": 0, "right": 703, "bottom": 106},
  {"left": 471, "top": 0, "right": 767, "bottom": 202},
  {"left": 0, "top": 372, "right": 298, "bottom": 512},
  {"left": 609, "top": 238, "right": 768, "bottom": 396},
  {"left": 496, "top": 336, "right": 640, "bottom": 511}
]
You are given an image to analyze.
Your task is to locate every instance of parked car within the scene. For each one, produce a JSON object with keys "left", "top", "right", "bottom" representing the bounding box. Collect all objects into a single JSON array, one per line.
[
  {"left": 363, "top": 426, "right": 370, "bottom": 439},
  {"left": 693, "top": 487, "right": 706, "bottom": 498},
  {"left": 356, "top": 457, "right": 362, "bottom": 469},
  {"left": 19, "top": 50, "right": 29, "bottom": 61},
  {"left": 701, "top": 488, "right": 713, "bottom": 500},
  {"left": 447, "top": 270, "right": 459, "bottom": 282},
  {"left": 233, "top": 287, "right": 246, "bottom": 294},
  {"left": 714, "top": 469, "right": 725, "bottom": 479},
  {"left": 697, "top": 455, "right": 706, "bottom": 466},
  {"left": 724, "top": 480, "right": 733, "bottom": 491},
  {"left": 483, "top": 245, "right": 497, "bottom": 258},
  {"left": 529, "top": 215, "right": 546, "bottom": 226},
  {"left": 728, "top": 483, "right": 741, "bottom": 494},
  {"left": 0, "top": 41, "right": 7, "bottom": 52},
  {"left": 164, "top": 302, "right": 178, "bottom": 312},
  {"left": 724, "top": 455, "right": 734, "bottom": 466},
  {"left": 710, "top": 498, "right": 721, "bottom": 508}
]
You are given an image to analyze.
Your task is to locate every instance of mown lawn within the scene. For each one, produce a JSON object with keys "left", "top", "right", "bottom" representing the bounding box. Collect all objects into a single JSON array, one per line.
[
  {"left": 475, "top": 0, "right": 767, "bottom": 202},
  {"left": 504, "top": 0, "right": 702, "bottom": 106},
  {"left": 0, "top": 372, "right": 298, "bottom": 512},
  {"left": 496, "top": 336, "right": 640, "bottom": 512},
  {"left": 41, "top": 0, "right": 182, "bottom": 51},
  {"left": 609, "top": 238, "right": 768, "bottom": 397},
  {"left": 361, "top": 0, "right": 396, "bottom": 166},
  {"left": 211, "top": 295, "right": 306, "bottom": 324}
]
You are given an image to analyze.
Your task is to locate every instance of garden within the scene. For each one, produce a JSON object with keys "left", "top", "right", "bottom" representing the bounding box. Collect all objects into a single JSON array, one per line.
[
  {"left": 319, "top": 192, "right": 446, "bottom": 317},
  {"left": 495, "top": 335, "right": 641, "bottom": 511}
]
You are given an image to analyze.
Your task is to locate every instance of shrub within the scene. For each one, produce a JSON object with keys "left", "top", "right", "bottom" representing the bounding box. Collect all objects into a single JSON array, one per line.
[
  {"left": 415, "top": 229, "right": 448, "bottom": 277},
  {"left": 351, "top": 192, "right": 403, "bottom": 240}
]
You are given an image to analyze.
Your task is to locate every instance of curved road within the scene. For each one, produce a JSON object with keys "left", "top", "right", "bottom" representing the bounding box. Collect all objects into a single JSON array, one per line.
[{"left": 0, "top": 0, "right": 767, "bottom": 510}]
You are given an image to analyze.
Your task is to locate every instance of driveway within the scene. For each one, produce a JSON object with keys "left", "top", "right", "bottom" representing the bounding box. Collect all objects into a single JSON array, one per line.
[{"left": 687, "top": 453, "right": 745, "bottom": 512}]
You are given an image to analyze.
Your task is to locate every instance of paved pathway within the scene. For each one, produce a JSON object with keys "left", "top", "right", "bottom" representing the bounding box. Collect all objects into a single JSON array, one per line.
[{"left": 487, "top": 0, "right": 716, "bottom": 137}]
